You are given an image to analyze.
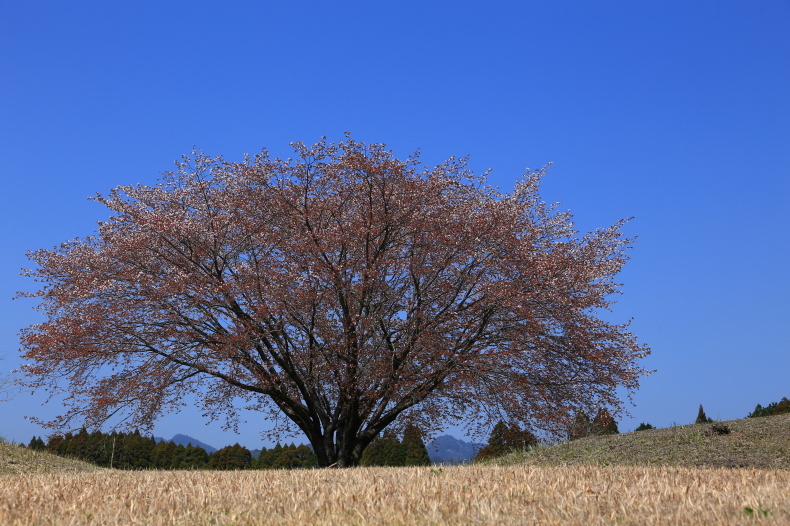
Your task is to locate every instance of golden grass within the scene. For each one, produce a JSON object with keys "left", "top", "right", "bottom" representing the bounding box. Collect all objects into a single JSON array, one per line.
[
  {"left": 0, "top": 442, "right": 103, "bottom": 475},
  {"left": 1, "top": 465, "right": 788, "bottom": 525}
]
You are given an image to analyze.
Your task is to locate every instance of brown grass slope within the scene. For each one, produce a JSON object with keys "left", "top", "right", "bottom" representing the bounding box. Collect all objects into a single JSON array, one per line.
[
  {"left": 0, "top": 441, "right": 104, "bottom": 474},
  {"left": 498, "top": 413, "right": 790, "bottom": 469}
]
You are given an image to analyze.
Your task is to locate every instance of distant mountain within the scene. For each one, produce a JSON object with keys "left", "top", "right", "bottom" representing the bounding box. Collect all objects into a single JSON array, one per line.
[
  {"left": 427, "top": 435, "right": 483, "bottom": 465},
  {"left": 154, "top": 434, "right": 217, "bottom": 453}
]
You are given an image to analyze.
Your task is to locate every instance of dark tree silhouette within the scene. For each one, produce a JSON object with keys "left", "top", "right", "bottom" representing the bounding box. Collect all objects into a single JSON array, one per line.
[
  {"left": 474, "top": 421, "right": 537, "bottom": 460},
  {"left": 208, "top": 444, "right": 252, "bottom": 470},
  {"left": 568, "top": 411, "right": 591, "bottom": 440},
  {"left": 402, "top": 424, "right": 431, "bottom": 466},
  {"left": 359, "top": 432, "right": 405, "bottom": 467},
  {"left": 748, "top": 397, "right": 790, "bottom": 418},
  {"left": 591, "top": 407, "right": 619, "bottom": 435},
  {"left": 695, "top": 404, "right": 713, "bottom": 425}
]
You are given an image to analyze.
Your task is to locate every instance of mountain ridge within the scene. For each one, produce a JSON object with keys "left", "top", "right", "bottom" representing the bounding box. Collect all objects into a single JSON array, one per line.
[
  {"left": 155, "top": 434, "right": 217, "bottom": 453},
  {"left": 426, "top": 434, "right": 483, "bottom": 464}
]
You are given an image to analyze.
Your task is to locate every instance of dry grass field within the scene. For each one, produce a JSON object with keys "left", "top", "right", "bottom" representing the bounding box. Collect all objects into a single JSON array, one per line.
[
  {"left": 1, "top": 414, "right": 788, "bottom": 524},
  {"left": 1, "top": 464, "right": 788, "bottom": 525},
  {"left": 500, "top": 413, "right": 790, "bottom": 470},
  {"left": 0, "top": 440, "right": 103, "bottom": 475}
]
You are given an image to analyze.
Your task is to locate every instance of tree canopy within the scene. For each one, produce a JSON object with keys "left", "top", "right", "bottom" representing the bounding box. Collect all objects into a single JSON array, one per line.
[
  {"left": 19, "top": 137, "right": 649, "bottom": 467},
  {"left": 474, "top": 420, "right": 537, "bottom": 461}
]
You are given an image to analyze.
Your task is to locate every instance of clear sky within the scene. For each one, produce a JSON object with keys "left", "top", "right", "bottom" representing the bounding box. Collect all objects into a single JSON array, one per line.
[{"left": 1, "top": 2, "right": 788, "bottom": 451}]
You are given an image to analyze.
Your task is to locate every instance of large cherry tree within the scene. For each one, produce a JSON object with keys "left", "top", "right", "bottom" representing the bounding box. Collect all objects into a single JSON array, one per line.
[{"left": 20, "top": 138, "right": 649, "bottom": 467}]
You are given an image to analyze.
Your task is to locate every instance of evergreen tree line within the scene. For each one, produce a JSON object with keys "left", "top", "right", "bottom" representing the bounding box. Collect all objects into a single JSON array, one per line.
[
  {"left": 747, "top": 397, "right": 790, "bottom": 418},
  {"left": 256, "top": 443, "right": 317, "bottom": 469},
  {"left": 26, "top": 429, "right": 319, "bottom": 470},
  {"left": 24, "top": 397, "right": 788, "bottom": 468},
  {"left": 568, "top": 408, "right": 620, "bottom": 440},
  {"left": 358, "top": 424, "right": 431, "bottom": 467},
  {"left": 473, "top": 421, "right": 538, "bottom": 461}
]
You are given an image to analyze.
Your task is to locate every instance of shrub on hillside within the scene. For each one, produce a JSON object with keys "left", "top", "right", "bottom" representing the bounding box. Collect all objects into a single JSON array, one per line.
[
  {"left": 568, "top": 408, "right": 620, "bottom": 440},
  {"left": 634, "top": 423, "right": 655, "bottom": 432},
  {"left": 474, "top": 421, "right": 537, "bottom": 461},
  {"left": 695, "top": 405, "right": 713, "bottom": 425},
  {"left": 702, "top": 423, "right": 730, "bottom": 436},
  {"left": 748, "top": 397, "right": 790, "bottom": 418},
  {"left": 591, "top": 408, "right": 619, "bottom": 435},
  {"left": 568, "top": 411, "right": 591, "bottom": 440}
]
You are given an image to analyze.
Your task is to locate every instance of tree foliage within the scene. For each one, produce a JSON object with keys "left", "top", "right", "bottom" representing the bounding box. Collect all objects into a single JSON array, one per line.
[
  {"left": 568, "top": 407, "right": 619, "bottom": 439},
  {"left": 254, "top": 443, "right": 317, "bottom": 469},
  {"left": 474, "top": 420, "right": 537, "bottom": 460},
  {"left": 568, "top": 410, "right": 592, "bottom": 441},
  {"left": 359, "top": 432, "right": 405, "bottom": 467},
  {"left": 0, "top": 355, "right": 21, "bottom": 403},
  {"left": 591, "top": 407, "right": 619, "bottom": 435},
  {"left": 29, "top": 430, "right": 234, "bottom": 470},
  {"left": 357, "top": 424, "right": 430, "bottom": 467},
  {"left": 748, "top": 397, "right": 790, "bottom": 418},
  {"left": 402, "top": 424, "right": 431, "bottom": 466},
  {"left": 634, "top": 422, "right": 654, "bottom": 432},
  {"left": 695, "top": 404, "right": 713, "bottom": 425},
  {"left": 208, "top": 444, "right": 252, "bottom": 470},
  {"left": 19, "top": 137, "right": 649, "bottom": 467}
]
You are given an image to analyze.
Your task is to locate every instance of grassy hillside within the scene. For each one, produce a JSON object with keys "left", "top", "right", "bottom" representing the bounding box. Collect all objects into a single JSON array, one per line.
[
  {"left": 497, "top": 413, "right": 790, "bottom": 469},
  {"left": 0, "top": 440, "right": 104, "bottom": 475}
]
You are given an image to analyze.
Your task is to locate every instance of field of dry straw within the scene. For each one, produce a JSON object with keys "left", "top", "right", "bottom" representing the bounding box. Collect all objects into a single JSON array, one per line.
[{"left": 1, "top": 463, "right": 789, "bottom": 525}]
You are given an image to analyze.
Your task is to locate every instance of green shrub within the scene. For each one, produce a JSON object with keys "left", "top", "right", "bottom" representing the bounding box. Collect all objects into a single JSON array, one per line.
[{"left": 748, "top": 397, "right": 790, "bottom": 418}]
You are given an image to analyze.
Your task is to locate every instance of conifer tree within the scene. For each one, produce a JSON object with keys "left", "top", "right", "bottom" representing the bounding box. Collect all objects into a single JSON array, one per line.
[
  {"left": 27, "top": 436, "right": 46, "bottom": 451},
  {"left": 359, "top": 432, "right": 405, "bottom": 466},
  {"left": 182, "top": 444, "right": 209, "bottom": 469},
  {"left": 209, "top": 444, "right": 252, "bottom": 470},
  {"left": 122, "top": 430, "right": 155, "bottom": 469},
  {"left": 152, "top": 440, "right": 182, "bottom": 469},
  {"left": 402, "top": 424, "right": 431, "bottom": 466},
  {"left": 294, "top": 445, "right": 318, "bottom": 469},
  {"left": 253, "top": 443, "right": 316, "bottom": 469},
  {"left": 474, "top": 421, "right": 537, "bottom": 461},
  {"left": 568, "top": 411, "right": 591, "bottom": 440},
  {"left": 56, "top": 432, "right": 74, "bottom": 457},
  {"left": 64, "top": 428, "right": 90, "bottom": 459},
  {"left": 474, "top": 421, "right": 509, "bottom": 460},
  {"left": 46, "top": 434, "right": 65, "bottom": 454},
  {"left": 695, "top": 404, "right": 712, "bottom": 424},
  {"left": 254, "top": 446, "right": 274, "bottom": 469},
  {"left": 591, "top": 408, "right": 619, "bottom": 435},
  {"left": 747, "top": 397, "right": 790, "bottom": 418},
  {"left": 85, "top": 430, "right": 107, "bottom": 467}
]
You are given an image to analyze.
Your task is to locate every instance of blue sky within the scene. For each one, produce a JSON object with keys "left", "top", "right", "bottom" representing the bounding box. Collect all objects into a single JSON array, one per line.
[{"left": 1, "top": 2, "right": 788, "bottom": 450}]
